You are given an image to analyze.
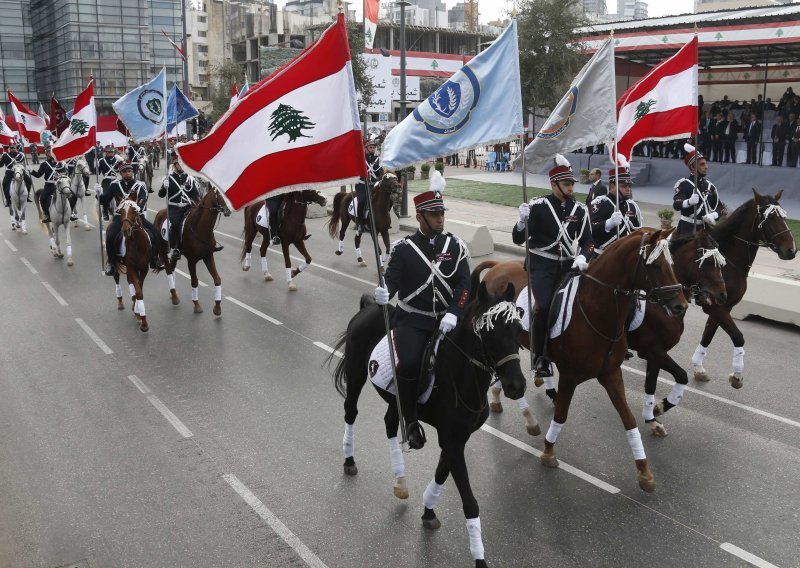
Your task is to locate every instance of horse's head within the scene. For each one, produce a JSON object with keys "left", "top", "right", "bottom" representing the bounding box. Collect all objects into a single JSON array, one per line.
[
  {"left": 470, "top": 281, "right": 526, "bottom": 401},
  {"left": 629, "top": 230, "right": 688, "bottom": 317},
  {"left": 671, "top": 230, "right": 728, "bottom": 306},
  {"left": 375, "top": 172, "right": 402, "bottom": 215},
  {"left": 75, "top": 157, "right": 90, "bottom": 176},
  {"left": 118, "top": 200, "right": 141, "bottom": 237},
  {"left": 752, "top": 188, "right": 796, "bottom": 260},
  {"left": 55, "top": 174, "right": 73, "bottom": 196},
  {"left": 300, "top": 189, "right": 326, "bottom": 207},
  {"left": 206, "top": 187, "right": 231, "bottom": 217},
  {"left": 12, "top": 163, "right": 25, "bottom": 180}
]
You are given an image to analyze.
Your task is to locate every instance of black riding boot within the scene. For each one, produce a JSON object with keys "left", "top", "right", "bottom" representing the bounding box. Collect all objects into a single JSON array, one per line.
[
  {"left": 398, "top": 375, "right": 426, "bottom": 450},
  {"left": 532, "top": 311, "right": 553, "bottom": 378}
]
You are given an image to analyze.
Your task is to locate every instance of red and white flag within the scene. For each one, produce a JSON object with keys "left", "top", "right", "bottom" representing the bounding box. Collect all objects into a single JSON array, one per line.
[
  {"left": 177, "top": 13, "right": 367, "bottom": 210},
  {"left": 161, "top": 29, "right": 186, "bottom": 60},
  {"left": 7, "top": 90, "right": 48, "bottom": 144},
  {"left": 229, "top": 82, "right": 239, "bottom": 108},
  {"left": 52, "top": 80, "right": 97, "bottom": 161},
  {"left": 0, "top": 107, "right": 15, "bottom": 146},
  {"left": 50, "top": 95, "right": 70, "bottom": 137},
  {"left": 614, "top": 37, "right": 698, "bottom": 162},
  {"left": 364, "top": 0, "right": 380, "bottom": 49}
]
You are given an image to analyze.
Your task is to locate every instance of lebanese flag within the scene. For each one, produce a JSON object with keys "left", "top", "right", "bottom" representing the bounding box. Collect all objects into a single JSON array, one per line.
[
  {"left": 7, "top": 90, "right": 48, "bottom": 144},
  {"left": 50, "top": 96, "right": 70, "bottom": 136},
  {"left": 365, "top": 0, "right": 380, "bottom": 49},
  {"left": 52, "top": 80, "right": 97, "bottom": 161},
  {"left": 177, "top": 13, "right": 367, "bottom": 210},
  {"left": 0, "top": 107, "right": 15, "bottom": 146},
  {"left": 614, "top": 37, "right": 698, "bottom": 162},
  {"left": 229, "top": 82, "right": 239, "bottom": 108}
]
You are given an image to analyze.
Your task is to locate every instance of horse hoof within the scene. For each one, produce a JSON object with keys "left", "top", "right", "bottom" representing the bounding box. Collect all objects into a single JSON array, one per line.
[
  {"left": 171, "top": 295, "right": 180, "bottom": 306},
  {"left": 728, "top": 374, "right": 744, "bottom": 389},
  {"left": 526, "top": 423, "right": 542, "bottom": 437},
  {"left": 475, "top": 560, "right": 488, "bottom": 568},
  {"left": 358, "top": 260, "right": 367, "bottom": 267},
  {"left": 422, "top": 517, "right": 441, "bottom": 530},
  {"left": 694, "top": 371, "right": 710, "bottom": 382},
  {"left": 540, "top": 454, "right": 559, "bottom": 468},
  {"left": 21, "top": 229, "right": 27, "bottom": 235},
  {"left": 638, "top": 475, "right": 656, "bottom": 493},
  {"left": 193, "top": 303, "right": 203, "bottom": 314},
  {"left": 489, "top": 401, "right": 503, "bottom": 413},
  {"left": 533, "top": 374, "right": 544, "bottom": 388},
  {"left": 213, "top": 304, "right": 221, "bottom": 316},
  {"left": 117, "top": 303, "right": 124, "bottom": 311},
  {"left": 392, "top": 477, "right": 409, "bottom": 500},
  {"left": 73, "top": 222, "right": 79, "bottom": 228},
  {"left": 11, "top": 225, "right": 16, "bottom": 231},
  {"left": 343, "top": 463, "right": 358, "bottom": 476},
  {"left": 335, "top": 250, "right": 343, "bottom": 256},
  {"left": 85, "top": 225, "right": 92, "bottom": 231},
  {"left": 67, "top": 258, "right": 74, "bottom": 266},
  {"left": 242, "top": 265, "right": 250, "bottom": 271},
  {"left": 264, "top": 272, "right": 273, "bottom": 282},
  {"left": 288, "top": 282, "right": 297, "bottom": 292},
  {"left": 140, "top": 323, "right": 149, "bottom": 333},
  {"left": 648, "top": 420, "right": 667, "bottom": 437}
]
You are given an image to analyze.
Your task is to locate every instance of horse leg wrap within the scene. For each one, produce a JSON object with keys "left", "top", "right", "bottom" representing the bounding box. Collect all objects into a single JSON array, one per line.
[
  {"left": 465, "top": 517, "right": 485, "bottom": 561},
  {"left": 129, "top": 283, "right": 136, "bottom": 297},
  {"left": 543, "top": 376, "right": 556, "bottom": 391},
  {"left": 626, "top": 427, "right": 646, "bottom": 461},
  {"left": 298, "top": 262, "right": 308, "bottom": 272},
  {"left": 261, "top": 256, "right": 268, "bottom": 273},
  {"left": 66, "top": 245, "right": 72, "bottom": 257},
  {"left": 389, "top": 437, "right": 405, "bottom": 478},
  {"left": 380, "top": 253, "right": 388, "bottom": 266},
  {"left": 666, "top": 383, "right": 685, "bottom": 406},
  {"left": 355, "top": 247, "right": 363, "bottom": 259},
  {"left": 422, "top": 478, "right": 444, "bottom": 509},
  {"left": 342, "top": 423, "right": 355, "bottom": 459},
  {"left": 337, "top": 240, "right": 344, "bottom": 253},
  {"left": 191, "top": 287, "right": 199, "bottom": 302},
  {"left": 214, "top": 285, "right": 222, "bottom": 302},
  {"left": 135, "top": 299, "right": 145, "bottom": 317},
  {"left": 167, "top": 274, "right": 175, "bottom": 290},
  {"left": 285, "top": 268, "right": 293, "bottom": 283},
  {"left": 517, "top": 395, "right": 530, "bottom": 410},
  {"left": 692, "top": 345, "right": 708, "bottom": 366},
  {"left": 244, "top": 252, "right": 251, "bottom": 267},
  {"left": 115, "top": 284, "right": 122, "bottom": 298},
  {"left": 545, "top": 420, "right": 564, "bottom": 444},
  {"left": 732, "top": 346, "right": 745, "bottom": 375},
  {"left": 643, "top": 394, "right": 656, "bottom": 421}
]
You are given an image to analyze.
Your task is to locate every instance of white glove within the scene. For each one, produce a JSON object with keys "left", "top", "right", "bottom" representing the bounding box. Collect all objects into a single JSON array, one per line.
[
  {"left": 703, "top": 212, "right": 719, "bottom": 225},
  {"left": 374, "top": 286, "right": 390, "bottom": 306},
  {"left": 162, "top": 177, "right": 169, "bottom": 190},
  {"left": 604, "top": 211, "right": 624, "bottom": 232},
  {"left": 439, "top": 313, "right": 458, "bottom": 334},
  {"left": 518, "top": 203, "right": 530, "bottom": 223},
  {"left": 94, "top": 182, "right": 101, "bottom": 193},
  {"left": 572, "top": 254, "right": 589, "bottom": 272},
  {"left": 684, "top": 193, "right": 700, "bottom": 208}
]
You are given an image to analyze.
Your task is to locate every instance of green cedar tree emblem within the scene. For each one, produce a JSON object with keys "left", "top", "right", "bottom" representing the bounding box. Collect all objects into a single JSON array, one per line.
[
  {"left": 661, "top": 35, "right": 668, "bottom": 43},
  {"left": 268, "top": 103, "right": 315, "bottom": 143},
  {"left": 146, "top": 97, "right": 162, "bottom": 117},
  {"left": 776, "top": 28, "right": 784, "bottom": 37},
  {"left": 365, "top": 29, "right": 373, "bottom": 42},
  {"left": 70, "top": 118, "right": 89, "bottom": 135},
  {"left": 634, "top": 99, "right": 656, "bottom": 122},
  {"left": 431, "top": 60, "right": 439, "bottom": 69},
  {"left": 715, "top": 32, "right": 723, "bottom": 40}
]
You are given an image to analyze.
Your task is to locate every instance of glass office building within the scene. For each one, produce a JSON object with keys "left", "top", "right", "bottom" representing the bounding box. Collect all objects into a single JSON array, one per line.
[{"left": 0, "top": 0, "right": 37, "bottom": 106}]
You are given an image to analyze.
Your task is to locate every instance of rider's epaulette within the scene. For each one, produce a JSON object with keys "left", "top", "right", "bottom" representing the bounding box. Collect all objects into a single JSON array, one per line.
[{"left": 529, "top": 196, "right": 547, "bottom": 206}]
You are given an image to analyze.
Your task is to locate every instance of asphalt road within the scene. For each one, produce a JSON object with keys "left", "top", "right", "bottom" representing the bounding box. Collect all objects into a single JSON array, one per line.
[{"left": 1, "top": 187, "right": 799, "bottom": 568}]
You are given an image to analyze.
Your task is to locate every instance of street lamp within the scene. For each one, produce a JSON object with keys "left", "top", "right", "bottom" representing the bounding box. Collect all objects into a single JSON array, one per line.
[{"left": 397, "top": 0, "right": 411, "bottom": 217}]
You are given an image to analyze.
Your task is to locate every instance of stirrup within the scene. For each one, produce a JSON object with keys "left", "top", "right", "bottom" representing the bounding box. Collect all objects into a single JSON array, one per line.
[
  {"left": 171, "top": 248, "right": 182, "bottom": 260},
  {"left": 534, "top": 356, "right": 553, "bottom": 378},
  {"left": 104, "top": 265, "right": 115, "bottom": 276},
  {"left": 406, "top": 421, "right": 427, "bottom": 450}
]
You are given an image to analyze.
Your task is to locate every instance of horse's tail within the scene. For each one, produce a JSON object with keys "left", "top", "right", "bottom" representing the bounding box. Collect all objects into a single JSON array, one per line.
[
  {"left": 240, "top": 207, "right": 254, "bottom": 262},
  {"left": 326, "top": 192, "right": 346, "bottom": 239},
  {"left": 328, "top": 331, "right": 350, "bottom": 398},
  {"left": 469, "top": 260, "right": 499, "bottom": 301}
]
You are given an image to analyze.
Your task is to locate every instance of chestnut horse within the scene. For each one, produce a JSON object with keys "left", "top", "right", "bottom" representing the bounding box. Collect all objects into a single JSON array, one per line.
[
  {"left": 112, "top": 200, "right": 152, "bottom": 332},
  {"left": 327, "top": 173, "right": 401, "bottom": 267},
  {"left": 155, "top": 187, "right": 230, "bottom": 315},
  {"left": 690, "top": 190, "right": 796, "bottom": 388},
  {"left": 240, "top": 189, "right": 327, "bottom": 290}
]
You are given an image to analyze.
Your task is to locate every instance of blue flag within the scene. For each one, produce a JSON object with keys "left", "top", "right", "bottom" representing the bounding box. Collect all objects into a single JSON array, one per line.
[
  {"left": 381, "top": 21, "right": 523, "bottom": 170},
  {"left": 113, "top": 68, "right": 168, "bottom": 142},
  {"left": 167, "top": 84, "right": 199, "bottom": 132}
]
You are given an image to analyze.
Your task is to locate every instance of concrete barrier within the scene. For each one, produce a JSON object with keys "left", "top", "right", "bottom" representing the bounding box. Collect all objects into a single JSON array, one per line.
[
  {"left": 399, "top": 219, "right": 493, "bottom": 257},
  {"left": 730, "top": 273, "right": 800, "bottom": 327}
]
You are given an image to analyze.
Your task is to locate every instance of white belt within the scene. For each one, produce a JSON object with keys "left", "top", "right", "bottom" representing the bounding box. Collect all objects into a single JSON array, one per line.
[
  {"left": 680, "top": 215, "right": 704, "bottom": 225},
  {"left": 531, "top": 249, "right": 572, "bottom": 262},
  {"left": 398, "top": 300, "right": 447, "bottom": 317}
]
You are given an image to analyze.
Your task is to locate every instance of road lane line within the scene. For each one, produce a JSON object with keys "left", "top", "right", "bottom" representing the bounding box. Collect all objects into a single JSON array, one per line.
[
  {"left": 174, "top": 268, "right": 208, "bottom": 287},
  {"left": 41, "top": 281, "right": 68, "bottom": 306},
  {"left": 622, "top": 365, "right": 800, "bottom": 429},
  {"left": 314, "top": 341, "right": 343, "bottom": 358},
  {"left": 147, "top": 395, "right": 193, "bottom": 438},
  {"left": 222, "top": 474, "right": 329, "bottom": 568},
  {"left": 480, "top": 424, "right": 621, "bottom": 494},
  {"left": 74, "top": 318, "right": 113, "bottom": 354},
  {"left": 720, "top": 543, "right": 780, "bottom": 568},
  {"left": 226, "top": 296, "right": 282, "bottom": 325},
  {"left": 4, "top": 239, "right": 18, "bottom": 252},
  {"left": 20, "top": 257, "right": 38, "bottom": 274},
  {"left": 127, "top": 374, "right": 151, "bottom": 394}
]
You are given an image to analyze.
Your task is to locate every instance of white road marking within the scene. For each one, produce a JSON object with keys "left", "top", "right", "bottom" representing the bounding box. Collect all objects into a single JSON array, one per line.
[
  {"left": 222, "top": 474, "right": 329, "bottom": 568},
  {"left": 226, "top": 296, "right": 282, "bottom": 325},
  {"left": 147, "top": 394, "right": 193, "bottom": 438},
  {"left": 174, "top": 268, "right": 208, "bottom": 287},
  {"left": 19, "top": 257, "right": 38, "bottom": 274},
  {"left": 41, "top": 281, "right": 68, "bottom": 306},
  {"left": 4, "top": 239, "right": 18, "bottom": 252},
  {"left": 621, "top": 365, "right": 800, "bottom": 429},
  {"left": 314, "top": 341, "right": 343, "bottom": 358},
  {"left": 75, "top": 318, "right": 113, "bottom": 354},
  {"left": 480, "top": 424, "right": 621, "bottom": 495},
  {"left": 720, "top": 543, "right": 781, "bottom": 568},
  {"left": 127, "top": 374, "right": 151, "bottom": 394}
]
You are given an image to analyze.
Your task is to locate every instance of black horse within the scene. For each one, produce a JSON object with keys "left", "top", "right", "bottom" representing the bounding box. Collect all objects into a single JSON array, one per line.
[{"left": 330, "top": 282, "right": 527, "bottom": 568}]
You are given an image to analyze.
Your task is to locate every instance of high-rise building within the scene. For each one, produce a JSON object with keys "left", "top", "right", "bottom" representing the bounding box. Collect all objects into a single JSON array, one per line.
[
  {"left": 619, "top": 0, "right": 647, "bottom": 20},
  {"left": 0, "top": 1, "right": 37, "bottom": 104},
  {"left": 583, "top": 0, "right": 607, "bottom": 17},
  {"left": 695, "top": 0, "right": 791, "bottom": 12}
]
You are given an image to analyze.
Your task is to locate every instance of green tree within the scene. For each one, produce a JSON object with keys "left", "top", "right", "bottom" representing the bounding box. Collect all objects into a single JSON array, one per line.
[
  {"left": 208, "top": 60, "right": 245, "bottom": 123},
  {"left": 517, "top": 0, "right": 589, "bottom": 117}
]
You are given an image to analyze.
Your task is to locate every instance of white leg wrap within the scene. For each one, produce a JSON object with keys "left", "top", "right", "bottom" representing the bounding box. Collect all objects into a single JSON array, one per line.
[
  {"left": 298, "top": 261, "right": 308, "bottom": 272},
  {"left": 261, "top": 256, "right": 268, "bottom": 272},
  {"left": 66, "top": 245, "right": 72, "bottom": 256},
  {"left": 115, "top": 284, "right": 122, "bottom": 298},
  {"left": 626, "top": 427, "right": 646, "bottom": 461},
  {"left": 643, "top": 394, "right": 656, "bottom": 421},
  {"left": 545, "top": 420, "right": 564, "bottom": 444},
  {"left": 135, "top": 299, "right": 145, "bottom": 317},
  {"left": 380, "top": 253, "right": 388, "bottom": 266},
  {"left": 191, "top": 287, "right": 199, "bottom": 301},
  {"left": 285, "top": 267, "right": 293, "bottom": 283},
  {"left": 337, "top": 240, "right": 344, "bottom": 253},
  {"left": 129, "top": 283, "right": 136, "bottom": 297},
  {"left": 244, "top": 252, "right": 251, "bottom": 266},
  {"left": 214, "top": 285, "right": 222, "bottom": 302},
  {"left": 666, "top": 383, "right": 686, "bottom": 406},
  {"left": 167, "top": 273, "right": 175, "bottom": 290},
  {"left": 342, "top": 423, "right": 355, "bottom": 459},
  {"left": 355, "top": 247, "right": 363, "bottom": 259},
  {"left": 517, "top": 396, "right": 530, "bottom": 410},
  {"left": 422, "top": 478, "right": 445, "bottom": 509},
  {"left": 465, "top": 517, "right": 485, "bottom": 561},
  {"left": 732, "top": 346, "right": 745, "bottom": 375},
  {"left": 543, "top": 376, "right": 556, "bottom": 390},
  {"left": 692, "top": 345, "right": 708, "bottom": 366},
  {"left": 389, "top": 437, "right": 405, "bottom": 478}
]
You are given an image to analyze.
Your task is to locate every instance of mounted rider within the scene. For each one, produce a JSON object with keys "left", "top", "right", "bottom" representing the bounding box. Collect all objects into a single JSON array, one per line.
[
  {"left": 97, "top": 144, "right": 122, "bottom": 220},
  {"left": 354, "top": 139, "right": 383, "bottom": 232},
  {"left": 513, "top": 154, "right": 593, "bottom": 378},
  {"left": 589, "top": 160, "right": 643, "bottom": 256},
  {"left": 672, "top": 143, "right": 721, "bottom": 235},
  {"left": 100, "top": 161, "right": 163, "bottom": 275},
  {"left": 1, "top": 145, "right": 33, "bottom": 207},
  {"left": 373, "top": 190, "right": 471, "bottom": 450},
  {"left": 159, "top": 154, "right": 201, "bottom": 261},
  {"left": 31, "top": 150, "right": 67, "bottom": 224}
]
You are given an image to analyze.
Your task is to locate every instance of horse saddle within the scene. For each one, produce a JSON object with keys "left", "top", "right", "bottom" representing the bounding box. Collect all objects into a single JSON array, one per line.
[
  {"left": 348, "top": 196, "right": 369, "bottom": 221},
  {"left": 515, "top": 286, "right": 536, "bottom": 332},
  {"left": 160, "top": 217, "right": 186, "bottom": 248},
  {"left": 548, "top": 275, "right": 581, "bottom": 340},
  {"left": 626, "top": 296, "right": 647, "bottom": 332},
  {"left": 368, "top": 331, "right": 436, "bottom": 405}
]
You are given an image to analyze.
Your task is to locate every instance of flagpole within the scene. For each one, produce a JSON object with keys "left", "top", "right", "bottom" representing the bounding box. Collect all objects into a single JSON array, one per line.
[
  {"left": 521, "top": 138, "right": 535, "bottom": 378},
  {"left": 614, "top": 138, "right": 620, "bottom": 240}
]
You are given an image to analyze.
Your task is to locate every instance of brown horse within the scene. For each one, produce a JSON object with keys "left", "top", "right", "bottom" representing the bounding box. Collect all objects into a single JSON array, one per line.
[
  {"left": 112, "top": 200, "right": 152, "bottom": 332},
  {"left": 327, "top": 173, "right": 401, "bottom": 267},
  {"left": 240, "top": 190, "right": 327, "bottom": 290},
  {"left": 690, "top": 190, "right": 796, "bottom": 388},
  {"left": 155, "top": 187, "right": 231, "bottom": 315}
]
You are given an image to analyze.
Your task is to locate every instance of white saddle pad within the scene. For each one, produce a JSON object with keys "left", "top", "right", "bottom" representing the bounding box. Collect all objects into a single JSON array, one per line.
[
  {"left": 627, "top": 297, "right": 647, "bottom": 332},
  {"left": 369, "top": 333, "right": 435, "bottom": 405},
  {"left": 160, "top": 218, "right": 186, "bottom": 242},
  {"left": 348, "top": 196, "right": 368, "bottom": 220},
  {"left": 118, "top": 236, "right": 126, "bottom": 257},
  {"left": 549, "top": 275, "right": 581, "bottom": 340},
  {"left": 255, "top": 204, "right": 269, "bottom": 229},
  {"left": 515, "top": 286, "right": 536, "bottom": 332}
]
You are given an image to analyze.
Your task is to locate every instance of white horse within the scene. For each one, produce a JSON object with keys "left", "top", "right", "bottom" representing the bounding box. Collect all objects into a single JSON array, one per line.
[
  {"left": 8, "top": 163, "right": 29, "bottom": 234},
  {"left": 41, "top": 175, "right": 75, "bottom": 265},
  {"left": 68, "top": 157, "right": 94, "bottom": 231}
]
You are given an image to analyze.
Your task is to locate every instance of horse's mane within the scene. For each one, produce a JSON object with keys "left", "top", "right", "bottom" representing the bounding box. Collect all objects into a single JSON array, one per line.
[{"left": 711, "top": 199, "right": 755, "bottom": 242}]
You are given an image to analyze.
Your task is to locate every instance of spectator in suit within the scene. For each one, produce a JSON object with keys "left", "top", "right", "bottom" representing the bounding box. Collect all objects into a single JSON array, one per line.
[
  {"left": 724, "top": 112, "right": 738, "bottom": 163},
  {"left": 766, "top": 98, "right": 777, "bottom": 111},
  {"left": 699, "top": 111, "right": 713, "bottom": 157},
  {"left": 771, "top": 115, "right": 788, "bottom": 166},
  {"left": 745, "top": 111, "right": 762, "bottom": 165},
  {"left": 787, "top": 113, "right": 799, "bottom": 167},
  {"left": 585, "top": 168, "right": 607, "bottom": 206},
  {"left": 713, "top": 112, "right": 726, "bottom": 162}
]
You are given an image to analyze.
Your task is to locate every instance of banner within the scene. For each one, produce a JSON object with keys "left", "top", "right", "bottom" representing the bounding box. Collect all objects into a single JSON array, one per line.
[{"left": 112, "top": 68, "right": 168, "bottom": 142}]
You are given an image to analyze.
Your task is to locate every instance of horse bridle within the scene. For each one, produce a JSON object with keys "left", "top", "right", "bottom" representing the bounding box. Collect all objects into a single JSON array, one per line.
[
  {"left": 121, "top": 204, "right": 142, "bottom": 236},
  {"left": 734, "top": 202, "right": 791, "bottom": 255}
]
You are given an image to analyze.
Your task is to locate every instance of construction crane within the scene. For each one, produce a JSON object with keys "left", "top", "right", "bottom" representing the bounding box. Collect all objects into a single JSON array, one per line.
[{"left": 466, "top": 0, "right": 478, "bottom": 32}]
